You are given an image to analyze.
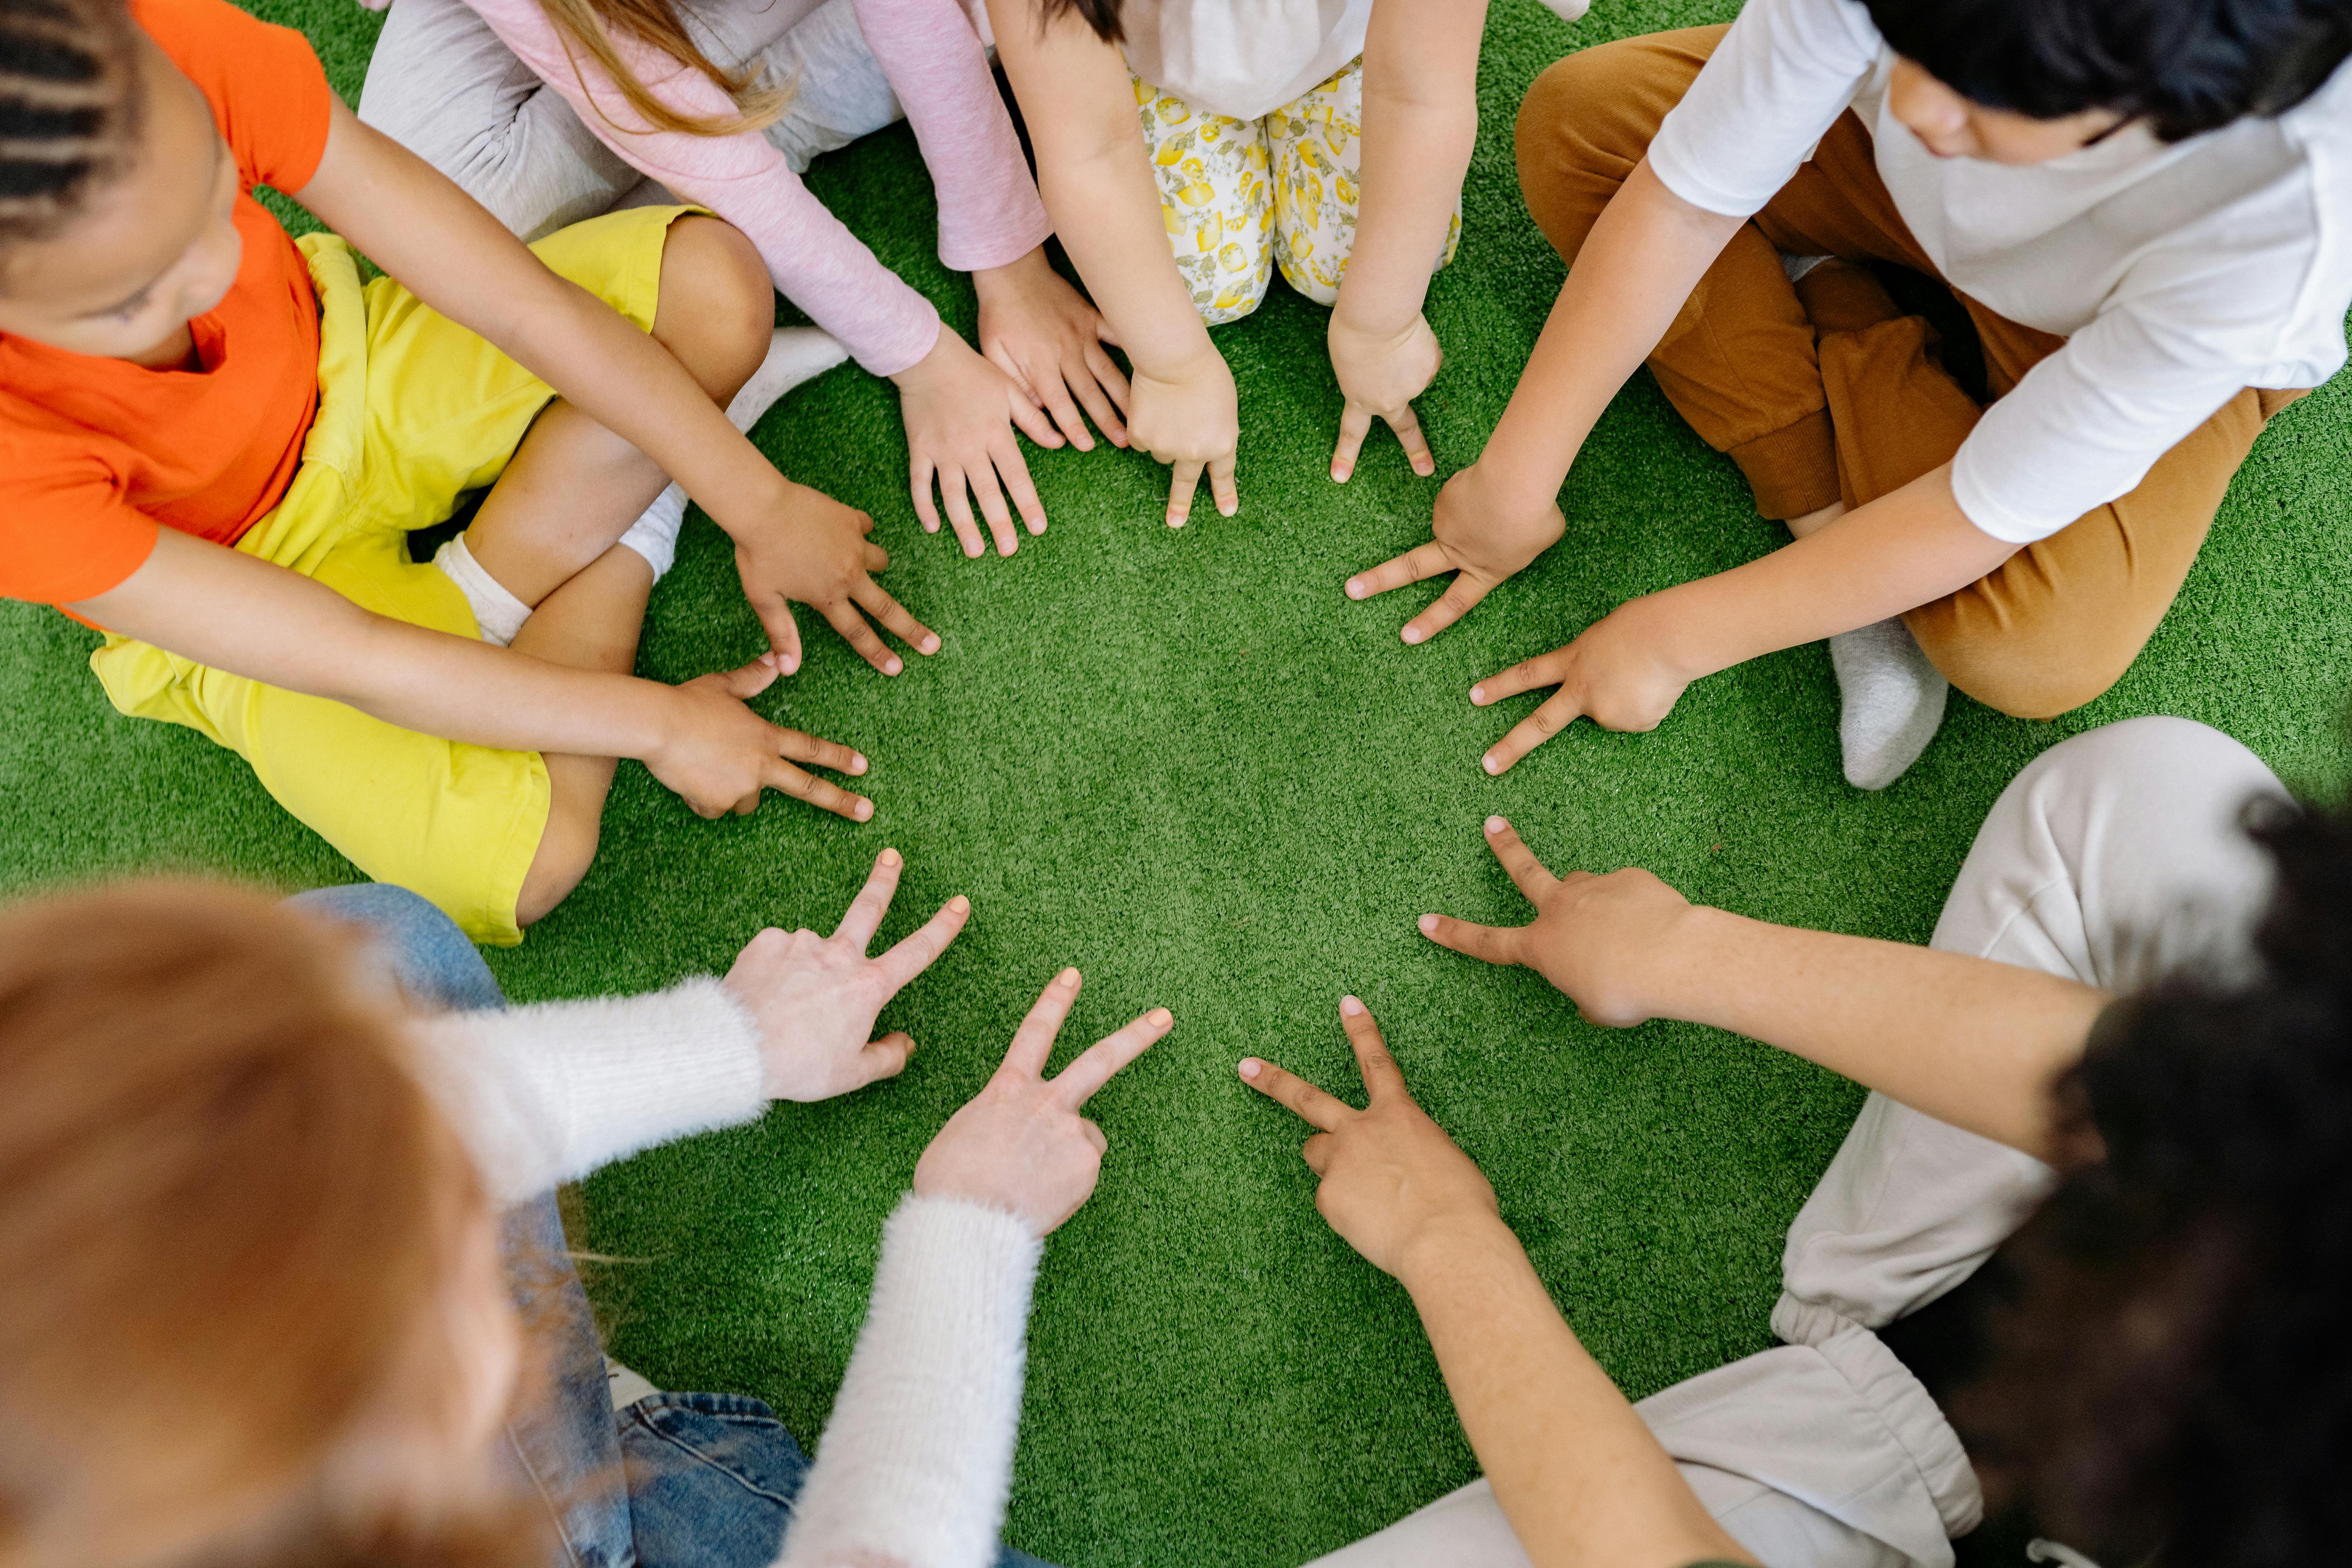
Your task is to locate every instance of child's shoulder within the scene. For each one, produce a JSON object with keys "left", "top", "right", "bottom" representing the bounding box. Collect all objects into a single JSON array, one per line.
[{"left": 130, "top": 0, "right": 334, "bottom": 196}]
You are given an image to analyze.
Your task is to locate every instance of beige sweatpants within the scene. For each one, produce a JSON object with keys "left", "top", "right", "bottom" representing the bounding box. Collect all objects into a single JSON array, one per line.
[{"left": 1309, "top": 715, "right": 2286, "bottom": 1568}]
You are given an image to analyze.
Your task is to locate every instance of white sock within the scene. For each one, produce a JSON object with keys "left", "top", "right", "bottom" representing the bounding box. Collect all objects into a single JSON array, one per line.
[
  {"left": 1829, "top": 618, "right": 1950, "bottom": 790},
  {"left": 605, "top": 1357, "right": 659, "bottom": 1412},
  {"left": 615, "top": 326, "right": 848, "bottom": 581},
  {"left": 432, "top": 534, "right": 532, "bottom": 647}
]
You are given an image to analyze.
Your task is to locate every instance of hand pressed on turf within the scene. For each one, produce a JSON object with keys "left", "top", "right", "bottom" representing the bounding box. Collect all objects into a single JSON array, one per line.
[
  {"left": 646, "top": 654, "right": 875, "bottom": 821},
  {"left": 894, "top": 326, "right": 1055, "bottom": 559},
  {"left": 1345, "top": 461, "right": 1563, "bottom": 644},
  {"left": 1419, "top": 817, "right": 1698, "bottom": 1029},
  {"left": 1469, "top": 599, "right": 1692, "bottom": 773},
  {"left": 975, "top": 246, "right": 1132, "bottom": 458},
  {"left": 731, "top": 477, "right": 938, "bottom": 676},
  {"left": 1127, "top": 348, "right": 1239, "bottom": 528},
  {"left": 914, "top": 967, "right": 1172, "bottom": 1236},
  {"left": 1328, "top": 310, "right": 1441, "bottom": 483},
  {"left": 726, "top": 846, "right": 972, "bottom": 1101},
  {"left": 1238, "top": 995, "right": 1498, "bottom": 1279}
]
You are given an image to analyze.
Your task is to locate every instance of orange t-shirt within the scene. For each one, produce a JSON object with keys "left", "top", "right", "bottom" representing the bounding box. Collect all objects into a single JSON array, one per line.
[{"left": 0, "top": 0, "right": 333, "bottom": 606}]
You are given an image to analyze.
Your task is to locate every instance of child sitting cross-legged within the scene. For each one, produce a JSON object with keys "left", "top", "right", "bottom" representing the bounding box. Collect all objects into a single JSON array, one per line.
[
  {"left": 1350, "top": 0, "right": 2352, "bottom": 789},
  {"left": 0, "top": 0, "right": 940, "bottom": 944}
]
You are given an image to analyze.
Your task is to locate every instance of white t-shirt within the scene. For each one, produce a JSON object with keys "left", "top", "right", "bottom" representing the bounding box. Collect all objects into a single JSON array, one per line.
[{"left": 1647, "top": 0, "right": 2352, "bottom": 544}]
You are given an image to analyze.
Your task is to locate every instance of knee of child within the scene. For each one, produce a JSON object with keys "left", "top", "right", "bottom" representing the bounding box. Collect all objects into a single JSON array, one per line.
[
  {"left": 1911, "top": 616, "right": 2131, "bottom": 723},
  {"left": 515, "top": 806, "right": 602, "bottom": 929},
  {"left": 655, "top": 216, "right": 777, "bottom": 399}
]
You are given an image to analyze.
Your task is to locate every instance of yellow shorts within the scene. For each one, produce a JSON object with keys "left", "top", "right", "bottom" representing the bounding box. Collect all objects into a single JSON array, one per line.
[{"left": 88, "top": 205, "right": 690, "bottom": 946}]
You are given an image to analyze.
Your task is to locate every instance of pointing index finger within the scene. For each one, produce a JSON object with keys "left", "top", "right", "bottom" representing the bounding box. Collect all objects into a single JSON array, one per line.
[
  {"left": 1237, "top": 1056, "right": 1354, "bottom": 1133},
  {"left": 1484, "top": 816, "right": 1561, "bottom": 902},
  {"left": 1001, "top": 967, "right": 1081, "bottom": 1080},
  {"left": 831, "top": 846, "right": 903, "bottom": 950}
]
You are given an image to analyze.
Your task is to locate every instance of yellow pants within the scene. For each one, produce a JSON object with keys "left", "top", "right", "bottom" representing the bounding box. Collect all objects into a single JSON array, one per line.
[
  {"left": 1137, "top": 57, "right": 1464, "bottom": 325},
  {"left": 89, "top": 205, "right": 687, "bottom": 945}
]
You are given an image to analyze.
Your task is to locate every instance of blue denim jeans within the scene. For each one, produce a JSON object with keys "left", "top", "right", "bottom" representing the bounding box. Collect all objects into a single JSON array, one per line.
[{"left": 289, "top": 885, "right": 1052, "bottom": 1568}]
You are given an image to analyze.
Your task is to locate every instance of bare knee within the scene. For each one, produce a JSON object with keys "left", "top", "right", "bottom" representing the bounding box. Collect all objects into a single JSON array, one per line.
[{"left": 651, "top": 215, "right": 774, "bottom": 403}]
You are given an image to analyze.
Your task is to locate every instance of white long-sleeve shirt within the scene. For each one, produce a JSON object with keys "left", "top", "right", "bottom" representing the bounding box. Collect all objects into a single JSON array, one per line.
[
  {"left": 1646, "top": 0, "right": 2352, "bottom": 544},
  {"left": 410, "top": 984, "right": 1039, "bottom": 1568}
]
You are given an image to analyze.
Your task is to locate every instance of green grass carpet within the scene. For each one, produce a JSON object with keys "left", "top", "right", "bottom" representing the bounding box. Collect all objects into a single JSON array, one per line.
[{"left": 7, "top": 2, "right": 2352, "bottom": 1561}]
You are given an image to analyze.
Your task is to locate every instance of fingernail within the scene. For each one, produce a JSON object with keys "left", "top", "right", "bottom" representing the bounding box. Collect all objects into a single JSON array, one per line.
[
  {"left": 949, "top": 894, "right": 971, "bottom": 914},
  {"left": 781, "top": 655, "right": 799, "bottom": 675},
  {"left": 1058, "top": 966, "right": 1081, "bottom": 986},
  {"left": 921, "top": 635, "right": 941, "bottom": 655},
  {"left": 965, "top": 541, "right": 982, "bottom": 558},
  {"left": 1147, "top": 1007, "right": 1172, "bottom": 1027},
  {"left": 1027, "top": 517, "right": 1047, "bottom": 534},
  {"left": 1239, "top": 1058, "right": 1261, "bottom": 1079},
  {"left": 924, "top": 519, "right": 940, "bottom": 533},
  {"left": 1482, "top": 755, "right": 1502, "bottom": 775},
  {"left": 884, "top": 657, "right": 903, "bottom": 675},
  {"left": 1220, "top": 501, "right": 1236, "bottom": 517},
  {"left": 1485, "top": 815, "right": 1507, "bottom": 834},
  {"left": 760, "top": 651, "right": 777, "bottom": 667},
  {"left": 1470, "top": 685, "right": 1486, "bottom": 703},
  {"left": 1168, "top": 515, "right": 1187, "bottom": 529},
  {"left": 879, "top": 846, "right": 901, "bottom": 867},
  {"left": 1345, "top": 578, "right": 1365, "bottom": 599},
  {"left": 1340, "top": 995, "right": 1365, "bottom": 1016},
  {"left": 852, "top": 754, "right": 868, "bottom": 774},
  {"left": 1418, "top": 913, "right": 1439, "bottom": 933},
  {"left": 1401, "top": 626, "right": 1425, "bottom": 645},
  {"left": 1331, "top": 466, "right": 1350, "bottom": 483},
  {"left": 855, "top": 799, "right": 875, "bottom": 820}
]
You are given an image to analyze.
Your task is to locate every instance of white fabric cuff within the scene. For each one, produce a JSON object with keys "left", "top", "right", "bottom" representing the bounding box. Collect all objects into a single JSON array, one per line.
[
  {"left": 408, "top": 977, "right": 767, "bottom": 1204},
  {"left": 432, "top": 534, "right": 532, "bottom": 647},
  {"left": 778, "top": 1195, "right": 1043, "bottom": 1568}
]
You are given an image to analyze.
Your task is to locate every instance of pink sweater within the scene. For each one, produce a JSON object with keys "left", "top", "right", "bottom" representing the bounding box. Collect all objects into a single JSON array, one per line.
[{"left": 466, "top": 0, "right": 1051, "bottom": 376}]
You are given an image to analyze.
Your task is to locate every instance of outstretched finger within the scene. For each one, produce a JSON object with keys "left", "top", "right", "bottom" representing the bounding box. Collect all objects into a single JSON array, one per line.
[
  {"left": 1166, "top": 460, "right": 1204, "bottom": 528},
  {"left": 1236, "top": 1055, "right": 1354, "bottom": 1133},
  {"left": 1483, "top": 690, "right": 1585, "bottom": 776},
  {"left": 873, "top": 893, "right": 973, "bottom": 991},
  {"left": 1414, "top": 911, "right": 1523, "bottom": 967},
  {"left": 711, "top": 652, "right": 785, "bottom": 702},
  {"left": 755, "top": 598, "right": 805, "bottom": 677},
  {"left": 1330, "top": 401, "right": 1375, "bottom": 483},
  {"left": 1301, "top": 1131, "right": 1334, "bottom": 1175},
  {"left": 910, "top": 457, "right": 943, "bottom": 537},
  {"left": 1050, "top": 1006, "right": 1174, "bottom": 1108},
  {"left": 1343, "top": 541, "right": 1455, "bottom": 603},
  {"left": 775, "top": 727, "right": 867, "bottom": 777},
  {"left": 1470, "top": 650, "right": 1571, "bottom": 708},
  {"left": 996, "top": 439, "right": 1048, "bottom": 537},
  {"left": 1384, "top": 403, "right": 1436, "bottom": 478},
  {"left": 851, "top": 579, "right": 941, "bottom": 659},
  {"left": 1005, "top": 383, "right": 1065, "bottom": 451},
  {"left": 1400, "top": 567, "right": 1499, "bottom": 646},
  {"left": 1084, "top": 343, "right": 1133, "bottom": 424},
  {"left": 1337, "top": 995, "right": 1410, "bottom": 1103},
  {"left": 821, "top": 600, "right": 904, "bottom": 677},
  {"left": 764, "top": 757, "right": 874, "bottom": 822},
  {"left": 855, "top": 1030, "right": 916, "bottom": 1087},
  {"left": 831, "top": 845, "right": 904, "bottom": 949},
  {"left": 1483, "top": 815, "right": 1560, "bottom": 901},
  {"left": 1002, "top": 967, "right": 1082, "bottom": 1079},
  {"left": 1208, "top": 452, "right": 1238, "bottom": 519},
  {"left": 1034, "top": 366, "right": 1094, "bottom": 453},
  {"left": 940, "top": 468, "right": 985, "bottom": 560},
  {"left": 969, "top": 461, "right": 1019, "bottom": 557}
]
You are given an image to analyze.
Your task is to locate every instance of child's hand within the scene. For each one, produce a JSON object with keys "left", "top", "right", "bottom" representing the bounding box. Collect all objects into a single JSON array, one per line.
[
  {"left": 893, "top": 328, "right": 1055, "bottom": 559},
  {"left": 975, "top": 247, "right": 1133, "bottom": 455},
  {"left": 1327, "top": 311, "right": 1441, "bottom": 483},
  {"left": 646, "top": 654, "right": 875, "bottom": 820},
  {"left": 1237, "top": 996, "right": 1500, "bottom": 1281},
  {"left": 1128, "top": 349, "right": 1240, "bottom": 527},
  {"left": 725, "top": 847, "right": 972, "bottom": 1102},
  {"left": 731, "top": 480, "right": 938, "bottom": 675},
  {"left": 913, "top": 967, "right": 1173, "bottom": 1236},
  {"left": 1417, "top": 817, "right": 1700, "bottom": 1029},
  {"left": 1469, "top": 598, "right": 1694, "bottom": 772},
  {"left": 1345, "top": 461, "right": 1565, "bottom": 643}
]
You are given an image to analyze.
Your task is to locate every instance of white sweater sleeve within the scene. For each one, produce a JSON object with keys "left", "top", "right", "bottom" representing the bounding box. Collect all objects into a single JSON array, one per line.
[
  {"left": 777, "top": 1195, "right": 1044, "bottom": 1568},
  {"left": 408, "top": 978, "right": 768, "bottom": 1205}
]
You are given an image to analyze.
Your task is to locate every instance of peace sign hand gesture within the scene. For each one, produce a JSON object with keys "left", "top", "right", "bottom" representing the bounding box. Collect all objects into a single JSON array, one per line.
[
  {"left": 1416, "top": 816, "right": 1701, "bottom": 1029},
  {"left": 1238, "top": 996, "right": 1497, "bottom": 1279},
  {"left": 913, "top": 968, "right": 1174, "bottom": 1236}
]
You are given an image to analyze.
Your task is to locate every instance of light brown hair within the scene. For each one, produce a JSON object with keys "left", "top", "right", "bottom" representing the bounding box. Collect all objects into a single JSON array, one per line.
[
  {"left": 0, "top": 882, "right": 541, "bottom": 1568},
  {"left": 540, "top": 0, "right": 790, "bottom": 138}
]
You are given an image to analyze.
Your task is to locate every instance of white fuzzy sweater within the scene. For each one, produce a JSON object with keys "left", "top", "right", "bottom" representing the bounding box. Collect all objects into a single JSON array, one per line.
[{"left": 411, "top": 984, "right": 1041, "bottom": 1568}]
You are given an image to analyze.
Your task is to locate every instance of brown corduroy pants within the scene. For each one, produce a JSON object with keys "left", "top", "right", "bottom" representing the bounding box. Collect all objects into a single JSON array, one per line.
[{"left": 1514, "top": 27, "right": 2304, "bottom": 719}]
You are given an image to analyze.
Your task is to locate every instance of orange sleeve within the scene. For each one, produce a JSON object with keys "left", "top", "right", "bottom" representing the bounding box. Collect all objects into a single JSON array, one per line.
[
  {"left": 0, "top": 443, "right": 162, "bottom": 606},
  {"left": 131, "top": 0, "right": 335, "bottom": 196}
]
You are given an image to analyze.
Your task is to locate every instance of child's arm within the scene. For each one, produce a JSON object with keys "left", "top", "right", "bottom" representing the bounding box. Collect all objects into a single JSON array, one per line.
[
  {"left": 1421, "top": 818, "right": 2111, "bottom": 1160},
  {"left": 1241, "top": 1000, "right": 1757, "bottom": 1568},
  {"left": 74, "top": 531, "right": 875, "bottom": 820},
  {"left": 1325, "top": 0, "right": 1488, "bottom": 483},
  {"left": 986, "top": 0, "right": 1239, "bottom": 528},
  {"left": 293, "top": 97, "right": 930, "bottom": 674}
]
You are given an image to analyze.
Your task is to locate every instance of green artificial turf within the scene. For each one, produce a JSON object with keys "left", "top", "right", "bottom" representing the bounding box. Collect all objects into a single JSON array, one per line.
[{"left": 7, "top": 2, "right": 2352, "bottom": 1561}]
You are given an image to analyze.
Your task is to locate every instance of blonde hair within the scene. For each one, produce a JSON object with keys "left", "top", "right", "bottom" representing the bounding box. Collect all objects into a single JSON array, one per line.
[
  {"left": 540, "top": 0, "right": 791, "bottom": 138},
  {"left": 0, "top": 882, "right": 544, "bottom": 1568}
]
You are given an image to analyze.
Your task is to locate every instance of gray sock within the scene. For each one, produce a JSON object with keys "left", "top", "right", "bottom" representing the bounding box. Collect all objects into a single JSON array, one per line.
[{"left": 1829, "top": 617, "right": 1949, "bottom": 790}]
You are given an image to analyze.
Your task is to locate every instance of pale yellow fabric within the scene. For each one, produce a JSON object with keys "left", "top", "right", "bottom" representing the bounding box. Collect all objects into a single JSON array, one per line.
[
  {"left": 88, "top": 205, "right": 686, "bottom": 945},
  {"left": 1136, "top": 56, "right": 1461, "bottom": 325}
]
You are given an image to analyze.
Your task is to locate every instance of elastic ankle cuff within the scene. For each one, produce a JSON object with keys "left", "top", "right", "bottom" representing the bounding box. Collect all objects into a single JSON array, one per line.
[
  {"left": 1730, "top": 407, "right": 1840, "bottom": 520},
  {"left": 432, "top": 535, "right": 531, "bottom": 646}
]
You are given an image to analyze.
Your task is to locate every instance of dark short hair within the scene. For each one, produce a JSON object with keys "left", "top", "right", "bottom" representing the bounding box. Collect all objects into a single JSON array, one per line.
[
  {"left": 1961, "top": 790, "right": 2352, "bottom": 1565},
  {"left": 1864, "top": 0, "right": 2352, "bottom": 141},
  {"left": 1038, "top": 0, "right": 1124, "bottom": 44},
  {"left": 0, "top": 0, "right": 143, "bottom": 247}
]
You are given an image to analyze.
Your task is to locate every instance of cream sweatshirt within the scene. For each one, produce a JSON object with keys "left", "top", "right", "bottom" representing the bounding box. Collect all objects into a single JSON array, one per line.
[{"left": 410, "top": 982, "right": 1041, "bottom": 1568}]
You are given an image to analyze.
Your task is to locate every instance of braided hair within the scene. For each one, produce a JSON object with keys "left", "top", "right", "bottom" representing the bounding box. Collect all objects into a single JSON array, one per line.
[{"left": 0, "top": 0, "right": 141, "bottom": 248}]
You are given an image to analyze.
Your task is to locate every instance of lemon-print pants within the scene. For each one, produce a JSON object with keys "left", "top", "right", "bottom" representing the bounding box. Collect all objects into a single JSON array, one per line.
[{"left": 1136, "top": 57, "right": 1464, "bottom": 326}]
